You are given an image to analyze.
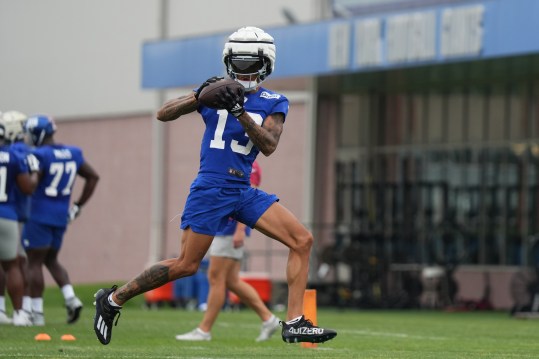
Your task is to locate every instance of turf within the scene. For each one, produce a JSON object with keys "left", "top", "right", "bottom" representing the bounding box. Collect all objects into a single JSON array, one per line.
[{"left": 1, "top": 283, "right": 538, "bottom": 358}]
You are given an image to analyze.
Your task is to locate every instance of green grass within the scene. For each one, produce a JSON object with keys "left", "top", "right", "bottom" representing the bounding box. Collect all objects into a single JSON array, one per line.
[{"left": 1, "top": 283, "right": 539, "bottom": 358}]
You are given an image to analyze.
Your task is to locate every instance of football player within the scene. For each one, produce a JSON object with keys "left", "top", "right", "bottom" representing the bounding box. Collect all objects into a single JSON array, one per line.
[
  {"left": 175, "top": 160, "right": 281, "bottom": 342},
  {"left": 93, "top": 26, "right": 337, "bottom": 345},
  {"left": 1, "top": 111, "right": 34, "bottom": 317},
  {"left": 0, "top": 110, "right": 34, "bottom": 325},
  {"left": 22, "top": 115, "right": 99, "bottom": 325},
  {"left": 0, "top": 118, "right": 38, "bottom": 325}
]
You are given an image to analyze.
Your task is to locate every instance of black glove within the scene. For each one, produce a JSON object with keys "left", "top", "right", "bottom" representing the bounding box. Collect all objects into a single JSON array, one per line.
[
  {"left": 194, "top": 76, "right": 224, "bottom": 100},
  {"left": 215, "top": 86, "right": 245, "bottom": 117}
]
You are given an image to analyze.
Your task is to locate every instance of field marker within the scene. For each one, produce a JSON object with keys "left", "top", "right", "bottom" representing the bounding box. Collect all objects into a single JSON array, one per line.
[{"left": 302, "top": 289, "right": 317, "bottom": 348}]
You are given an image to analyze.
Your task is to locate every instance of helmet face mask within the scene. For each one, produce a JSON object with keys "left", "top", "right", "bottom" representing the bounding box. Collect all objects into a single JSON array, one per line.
[
  {"left": 225, "top": 55, "right": 269, "bottom": 90},
  {"left": 222, "top": 27, "right": 276, "bottom": 91}
]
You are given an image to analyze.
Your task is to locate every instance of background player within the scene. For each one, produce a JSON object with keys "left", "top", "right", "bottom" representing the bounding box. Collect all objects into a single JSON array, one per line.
[
  {"left": 0, "top": 110, "right": 34, "bottom": 324},
  {"left": 0, "top": 119, "right": 38, "bottom": 325},
  {"left": 175, "top": 160, "right": 281, "bottom": 342},
  {"left": 23, "top": 115, "right": 99, "bottom": 325},
  {"left": 94, "top": 26, "right": 336, "bottom": 345}
]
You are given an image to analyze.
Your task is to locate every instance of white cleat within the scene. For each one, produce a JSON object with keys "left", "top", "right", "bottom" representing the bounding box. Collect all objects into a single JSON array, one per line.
[
  {"left": 256, "top": 316, "right": 281, "bottom": 342},
  {"left": 32, "top": 311, "right": 45, "bottom": 326},
  {"left": 175, "top": 328, "right": 211, "bottom": 341},
  {"left": 13, "top": 310, "right": 33, "bottom": 326}
]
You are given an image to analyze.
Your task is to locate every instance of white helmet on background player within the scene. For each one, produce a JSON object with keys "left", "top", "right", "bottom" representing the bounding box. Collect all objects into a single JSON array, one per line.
[
  {"left": 1, "top": 110, "right": 28, "bottom": 143},
  {"left": 222, "top": 26, "right": 276, "bottom": 91}
]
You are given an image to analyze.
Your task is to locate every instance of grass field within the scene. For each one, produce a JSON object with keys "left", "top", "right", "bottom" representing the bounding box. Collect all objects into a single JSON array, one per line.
[{"left": 1, "top": 284, "right": 538, "bottom": 358}]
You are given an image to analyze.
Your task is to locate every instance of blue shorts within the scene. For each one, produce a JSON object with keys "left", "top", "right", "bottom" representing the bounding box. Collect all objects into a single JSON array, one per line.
[
  {"left": 22, "top": 220, "right": 66, "bottom": 250},
  {"left": 180, "top": 185, "right": 278, "bottom": 236}
]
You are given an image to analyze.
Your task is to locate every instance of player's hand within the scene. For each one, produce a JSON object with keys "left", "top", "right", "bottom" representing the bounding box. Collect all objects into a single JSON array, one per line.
[
  {"left": 216, "top": 86, "right": 245, "bottom": 117},
  {"left": 68, "top": 203, "right": 81, "bottom": 222},
  {"left": 26, "top": 154, "right": 40, "bottom": 172},
  {"left": 194, "top": 76, "right": 224, "bottom": 100}
]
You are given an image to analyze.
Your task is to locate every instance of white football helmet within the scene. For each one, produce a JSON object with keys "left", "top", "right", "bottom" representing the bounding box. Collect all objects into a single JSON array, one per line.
[
  {"left": 222, "top": 26, "right": 276, "bottom": 90},
  {"left": 1, "top": 110, "right": 27, "bottom": 143}
]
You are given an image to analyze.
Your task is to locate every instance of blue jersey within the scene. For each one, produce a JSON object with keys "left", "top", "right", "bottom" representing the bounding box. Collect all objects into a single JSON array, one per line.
[
  {"left": 0, "top": 145, "right": 30, "bottom": 220},
  {"left": 216, "top": 218, "right": 251, "bottom": 237},
  {"left": 11, "top": 141, "right": 32, "bottom": 222},
  {"left": 195, "top": 86, "right": 288, "bottom": 187},
  {"left": 29, "top": 144, "right": 85, "bottom": 227}
]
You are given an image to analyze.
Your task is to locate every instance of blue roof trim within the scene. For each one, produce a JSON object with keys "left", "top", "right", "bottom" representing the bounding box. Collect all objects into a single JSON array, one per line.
[{"left": 142, "top": 0, "right": 539, "bottom": 89}]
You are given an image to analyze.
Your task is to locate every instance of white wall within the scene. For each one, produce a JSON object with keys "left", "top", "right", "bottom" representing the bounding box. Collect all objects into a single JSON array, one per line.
[{"left": 0, "top": 0, "right": 320, "bottom": 118}]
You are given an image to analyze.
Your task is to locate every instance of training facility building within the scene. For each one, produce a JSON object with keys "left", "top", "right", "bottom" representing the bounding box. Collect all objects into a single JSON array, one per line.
[{"left": 143, "top": 0, "right": 539, "bottom": 309}]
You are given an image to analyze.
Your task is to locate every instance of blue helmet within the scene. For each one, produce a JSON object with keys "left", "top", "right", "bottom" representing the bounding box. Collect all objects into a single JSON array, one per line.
[{"left": 25, "top": 115, "right": 56, "bottom": 146}]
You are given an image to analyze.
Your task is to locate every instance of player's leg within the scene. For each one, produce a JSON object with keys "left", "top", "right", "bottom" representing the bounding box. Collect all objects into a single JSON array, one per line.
[
  {"left": 112, "top": 229, "right": 213, "bottom": 305},
  {"left": 94, "top": 228, "right": 213, "bottom": 345},
  {"left": 253, "top": 202, "right": 337, "bottom": 343},
  {"left": 254, "top": 203, "right": 312, "bottom": 319},
  {"left": 175, "top": 254, "right": 232, "bottom": 341},
  {"left": 26, "top": 247, "right": 48, "bottom": 325},
  {"left": 94, "top": 186, "right": 236, "bottom": 344},
  {"left": 199, "top": 256, "right": 232, "bottom": 331},
  {"left": 225, "top": 259, "right": 280, "bottom": 341},
  {"left": 0, "top": 265, "right": 9, "bottom": 324},
  {"left": 226, "top": 259, "right": 271, "bottom": 321},
  {"left": 44, "top": 244, "right": 82, "bottom": 324},
  {"left": 15, "top": 234, "right": 32, "bottom": 315},
  {"left": 1, "top": 258, "right": 31, "bottom": 326}
]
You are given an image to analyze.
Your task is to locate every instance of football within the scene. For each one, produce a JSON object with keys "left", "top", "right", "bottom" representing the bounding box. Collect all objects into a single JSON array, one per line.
[{"left": 197, "top": 78, "right": 244, "bottom": 109}]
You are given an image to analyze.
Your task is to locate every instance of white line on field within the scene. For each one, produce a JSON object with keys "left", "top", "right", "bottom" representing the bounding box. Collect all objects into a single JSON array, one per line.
[{"left": 343, "top": 329, "right": 448, "bottom": 340}]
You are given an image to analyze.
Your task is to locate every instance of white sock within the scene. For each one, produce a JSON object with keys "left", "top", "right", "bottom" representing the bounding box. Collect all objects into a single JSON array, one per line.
[
  {"left": 61, "top": 284, "right": 75, "bottom": 300},
  {"left": 22, "top": 296, "right": 32, "bottom": 312},
  {"left": 286, "top": 315, "right": 303, "bottom": 325},
  {"left": 263, "top": 314, "right": 276, "bottom": 325},
  {"left": 197, "top": 327, "right": 210, "bottom": 335},
  {"left": 31, "top": 298, "right": 44, "bottom": 313},
  {"left": 107, "top": 293, "right": 122, "bottom": 307},
  {"left": 0, "top": 296, "right": 6, "bottom": 312}
]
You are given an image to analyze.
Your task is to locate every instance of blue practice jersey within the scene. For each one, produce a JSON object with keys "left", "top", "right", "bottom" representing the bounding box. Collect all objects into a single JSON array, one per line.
[
  {"left": 195, "top": 86, "right": 288, "bottom": 187},
  {"left": 216, "top": 218, "right": 251, "bottom": 237},
  {"left": 11, "top": 141, "right": 32, "bottom": 222},
  {"left": 29, "top": 144, "right": 85, "bottom": 227},
  {"left": 0, "top": 144, "right": 31, "bottom": 220}
]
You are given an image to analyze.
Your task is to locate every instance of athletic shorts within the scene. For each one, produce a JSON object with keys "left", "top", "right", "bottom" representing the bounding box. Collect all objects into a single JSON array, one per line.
[
  {"left": 0, "top": 217, "right": 20, "bottom": 261},
  {"left": 22, "top": 220, "right": 66, "bottom": 251},
  {"left": 209, "top": 235, "right": 244, "bottom": 260},
  {"left": 180, "top": 186, "right": 278, "bottom": 236}
]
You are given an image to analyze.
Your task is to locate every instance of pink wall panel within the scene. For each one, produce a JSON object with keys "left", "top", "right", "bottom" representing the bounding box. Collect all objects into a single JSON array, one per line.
[{"left": 48, "top": 115, "right": 153, "bottom": 284}]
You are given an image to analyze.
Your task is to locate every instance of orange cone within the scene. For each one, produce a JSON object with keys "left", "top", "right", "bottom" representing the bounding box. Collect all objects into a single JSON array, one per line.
[
  {"left": 34, "top": 333, "right": 51, "bottom": 341},
  {"left": 61, "top": 334, "right": 76, "bottom": 341},
  {"left": 301, "top": 289, "right": 317, "bottom": 348}
]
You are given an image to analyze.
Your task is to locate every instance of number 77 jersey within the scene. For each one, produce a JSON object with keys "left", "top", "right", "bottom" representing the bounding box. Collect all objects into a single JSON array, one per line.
[
  {"left": 196, "top": 86, "right": 288, "bottom": 186},
  {"left": 30, "top": 144, "right": 85, "bottom": 227}
]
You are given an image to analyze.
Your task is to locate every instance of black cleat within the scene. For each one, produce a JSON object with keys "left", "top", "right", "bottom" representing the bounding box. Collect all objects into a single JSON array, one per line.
[
  {"left": 281, "top": 315, "right": 337, "bottom": 343},
  {"left": 93, "top": 285, "right": 121, "bottom": 345}
]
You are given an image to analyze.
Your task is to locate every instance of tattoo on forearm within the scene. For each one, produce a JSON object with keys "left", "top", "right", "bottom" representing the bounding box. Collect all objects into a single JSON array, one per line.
[
  {"left": 116, "top": 264, "right": 170, "bottom": 302},
  {"left": 240, "top": 114, "right": 283, "bottom": 156},
  {"left": 157, "top": 95, "right": 197, "bottom": 122}
]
